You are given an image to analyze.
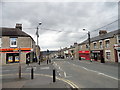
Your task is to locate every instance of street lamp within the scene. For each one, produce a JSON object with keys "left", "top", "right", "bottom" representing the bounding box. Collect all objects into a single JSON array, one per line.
[
  {"left": 83, "top": 29, "right": 92, "bottom": 62},
  {"left": 36, "top": 22, "right": 42, "bottom": 45},
  {"left": 36, "top": 22, "right": 42, "bottom": 64}
]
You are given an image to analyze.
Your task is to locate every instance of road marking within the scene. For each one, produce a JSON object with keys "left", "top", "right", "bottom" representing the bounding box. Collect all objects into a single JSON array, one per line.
[
  {"left": 59, "top": 73, "right": 61, "bottom": 76},
  {"left": 69, "top": 63, "right": 118, "bottom": 81},
  {"left": 40, "top": 67, "right": 50, "bottom": 70},
  {"left": 1, "top": 73, "right": 79, "bottom": 88},
  {"left": 98, "top": 73, "right": 118, "bottom": 80},
  {"left": 64, "top": 72, "right": 66, "bottom": 77},
  {"left": 58, "top": 66, "right": 60, "bottom": 69}
]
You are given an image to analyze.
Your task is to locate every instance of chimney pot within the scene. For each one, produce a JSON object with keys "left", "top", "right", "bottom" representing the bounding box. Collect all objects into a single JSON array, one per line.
[
  {"left": 99, "top": 30, "right": 107, "bottom": 35},
  {"left": 15, "top": 23, "right": 22, "bottom": 30}
]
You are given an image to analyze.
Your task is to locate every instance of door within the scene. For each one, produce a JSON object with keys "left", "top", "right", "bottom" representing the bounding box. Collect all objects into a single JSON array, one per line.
[{"left": 118, "top": 52, "right": 120, "bottom": 62}]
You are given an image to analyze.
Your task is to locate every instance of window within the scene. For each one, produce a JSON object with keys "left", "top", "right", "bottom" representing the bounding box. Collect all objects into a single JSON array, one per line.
[
  {"left": 10, "top": 38, "right": 17, "bottom": 47},
  {"left": 105, "top": 40, "right": 110, "bottom": 48},
  {"left": 0, "top": 38, "right": 1, "bottom": 47},
  {"left": 106, "top": 52, "right": 111, "bottom": 60},
  {"left": 99, "top": 42, "right": 103, "bottom": 48},
  {"left": 94, "top": 43, "right": 97, "bottom": 49},
  {"left": 80, "top": 45, "right": 82, "bottom": 49},
  {"left": 118, "top": 35, "right": 120, "bottom": 43}
]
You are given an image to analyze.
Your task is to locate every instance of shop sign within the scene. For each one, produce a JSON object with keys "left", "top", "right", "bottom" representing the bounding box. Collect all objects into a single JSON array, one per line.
[
  {"left": 78, "top": 51, "right": 90, "bottom": 53},
  {"left": 0, "top": 48, "right": 31, "bottom": 52}
]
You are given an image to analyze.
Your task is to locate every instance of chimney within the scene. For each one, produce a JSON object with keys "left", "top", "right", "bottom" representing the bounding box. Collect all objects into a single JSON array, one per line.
[
  {"left": 99, "top": 30, "right": 107, "bottom": 35},
  {"left": 74, "top": 42, "right": 77, "bottom": 46},
  {"left": 15, "top": 23, "right": 22, "bottom": 30}
]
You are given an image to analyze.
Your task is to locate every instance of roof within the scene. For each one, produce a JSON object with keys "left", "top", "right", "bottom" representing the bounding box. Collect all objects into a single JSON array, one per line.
[
  {"left": 80, "top": 29, "right": 120, "bottom": 44},
  {"left": 0, "top": 28, "right": 30, "bottom": 37}
]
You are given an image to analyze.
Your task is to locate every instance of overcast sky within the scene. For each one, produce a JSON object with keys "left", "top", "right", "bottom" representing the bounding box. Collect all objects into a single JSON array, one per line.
[{"left": 1, "top": 0, "right": 119, "bottom": 51}]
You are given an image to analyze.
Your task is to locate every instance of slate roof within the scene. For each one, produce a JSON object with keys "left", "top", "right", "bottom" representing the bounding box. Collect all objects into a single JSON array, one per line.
[
  {"left": 0, "top": 28, "right": 30, "bottom": 37},
  {"left": 80, "top": 29, "right": 120, "bottom": 44}
]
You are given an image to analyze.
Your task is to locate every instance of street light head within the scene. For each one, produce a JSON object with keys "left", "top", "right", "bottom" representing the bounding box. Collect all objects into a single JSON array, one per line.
[
  {"left": 83, "top": 29, "right": 86, "bottom": 31},
  {"left": 39, "top": 22, "right": 42, "bottom": 25}
]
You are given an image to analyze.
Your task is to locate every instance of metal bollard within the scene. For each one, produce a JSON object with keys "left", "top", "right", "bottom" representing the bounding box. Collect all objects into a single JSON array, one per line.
[
  {"left": 47, "top": 60, "right": 48, "bottom": 64},
  {"left": 19, "top": 65, "right": 21, "bottom": 79},
  {"left": 31, "top": 67, "right": 34, "bottom": 79},
  {"left": 38, "top": 61, "right": 40, "bottom": 65},
  {"left": 53, "top": 69, "right": 56, "bottom": 82}
]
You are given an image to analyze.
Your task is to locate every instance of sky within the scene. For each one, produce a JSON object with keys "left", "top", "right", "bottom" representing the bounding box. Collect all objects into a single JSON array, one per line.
[{"left": 0, "top": 0, "right": 119, "bottom": 51}]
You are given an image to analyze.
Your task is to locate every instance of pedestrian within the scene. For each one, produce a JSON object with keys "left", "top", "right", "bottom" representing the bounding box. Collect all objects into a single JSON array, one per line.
[{"left": 27, "top": 56, "right": 30, "bottom": 66}]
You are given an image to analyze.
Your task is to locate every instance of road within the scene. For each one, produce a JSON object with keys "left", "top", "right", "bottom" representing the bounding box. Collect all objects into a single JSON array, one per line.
[
  {"left": 52, "top": 59, "right": 119, "bottom": 88},
  {"left": 1, "top": 59, "right": 119, "bottom": 88}
]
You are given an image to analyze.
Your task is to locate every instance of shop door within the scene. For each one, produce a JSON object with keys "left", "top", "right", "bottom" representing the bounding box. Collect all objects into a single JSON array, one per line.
[{"left": 118, "top": 52, "right": 120, "bottom": 62}]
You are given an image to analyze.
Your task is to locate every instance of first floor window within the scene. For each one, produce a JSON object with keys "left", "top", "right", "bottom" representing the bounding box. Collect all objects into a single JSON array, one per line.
[
  {"left": 94, "top": 43, "right": 97, "bottom": 49},
  {"left": 105, "top": 40, "right": 110, "bottom": 48},
  {"left": 10, "top": 38, "right": 17, "bottom": 47},
  {"left": 99, "top": 42, "right": 103, "bottom": 48},
  {"left": 106, "top": 52, "right": 111, "bottom": 60}
]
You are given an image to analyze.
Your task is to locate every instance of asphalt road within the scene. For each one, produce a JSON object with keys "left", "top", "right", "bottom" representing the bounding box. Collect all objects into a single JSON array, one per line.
[
  {"left": 1, "top": 59, "right": 119, "bottom": 88},
  {"left": 52, "top": 59, "right": 119, "bottom": 88}
]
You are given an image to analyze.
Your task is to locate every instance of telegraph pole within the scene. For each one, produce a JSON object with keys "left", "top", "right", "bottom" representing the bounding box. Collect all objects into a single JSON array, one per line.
[
  {"left": 83, "top": 29, "right": 91, "bottom": 62},
  {"left": 88, "top": 31, "right": 92, "bottom": 62},
  {"left": 18, "top": 47, "right": 21, "bottom": 79}
]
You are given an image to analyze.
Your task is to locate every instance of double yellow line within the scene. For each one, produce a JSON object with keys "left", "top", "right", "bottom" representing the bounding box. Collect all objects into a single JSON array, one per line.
[
  {"left": 1, "top": 73, "right": 79, "bottom": 88},
  {"left": 35, "top": 73, "right": 79, "bottom": 88}
]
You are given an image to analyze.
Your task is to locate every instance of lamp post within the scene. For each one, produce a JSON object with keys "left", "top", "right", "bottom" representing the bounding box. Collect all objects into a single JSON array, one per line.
[
  {"left": 83, "top": 29, "right": 92, "bottom": 62},
  {"left": 18, "top": 47, "right": 21, "bottom": 79},
  {"left": 36, "top": 22, "right": 42, "bottom": 46},
  {"left": 36, "top": 22, "right": 42, "bottom": 64}
]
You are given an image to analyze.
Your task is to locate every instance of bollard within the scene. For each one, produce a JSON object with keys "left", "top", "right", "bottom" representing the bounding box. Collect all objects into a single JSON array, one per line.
[
  {"left": 38, "top": 61, "right": 40, "bottom": 65},
  {"left": 53, "top": 69, "right": 56, "bottom": 82},
  {"left": 31, "top": 67, "right": 34, "bottom": 79},
  {"left": 19, "top": 65, "right": 21, "bottom": 79},
  {"left": 47, "top": 60, "right": 48, "bottom": 64}
]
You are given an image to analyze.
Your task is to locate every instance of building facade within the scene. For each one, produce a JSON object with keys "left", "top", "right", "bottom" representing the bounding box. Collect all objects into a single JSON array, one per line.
[
  {"left": 0, "top": 24, "right": 37, "bottom": 64},
  {"left": 78, "top": 30, "right": 120, "bottom": 63}
]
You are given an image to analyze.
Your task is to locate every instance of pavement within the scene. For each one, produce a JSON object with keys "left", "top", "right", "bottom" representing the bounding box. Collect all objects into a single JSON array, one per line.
[{"left": 1, "top": 61, "right": 75, "bottom": 89}]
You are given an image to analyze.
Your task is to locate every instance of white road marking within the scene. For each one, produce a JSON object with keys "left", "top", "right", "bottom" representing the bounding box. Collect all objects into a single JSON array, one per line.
[
  {"left": 98, "top": 73, "right": 118, "bottom": 80},
  {"left": 64, "top": 72, "right": 66, "bottom": 77},
  {"left": 69, "top": 62, "right": 118, "bottom": 80},
  {"left": 58, "top": 66, "right": 60, "bottom": 69},
  {"left": 40, "top": 67, "right": 50, "bottom": 70},
  {"left": 59, "top": 73, "right": 61, "bottom": 76}
]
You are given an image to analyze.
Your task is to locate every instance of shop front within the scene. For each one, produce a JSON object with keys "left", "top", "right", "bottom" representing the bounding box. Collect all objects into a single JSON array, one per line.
[
  {"left": 114, "top": 44, "right": 120, "bottom": 62},
  {"left": 78, "top": 51, "right": 90, "bottom": 60},
  {"left": 0, "top": 48, "right": 32, "bottom": 64},
  {"left": 91, "top": 50, "right": 104, "bottom": 62},
  {"left": 6, "top": 53, "right": 19, "bottom": 63}
]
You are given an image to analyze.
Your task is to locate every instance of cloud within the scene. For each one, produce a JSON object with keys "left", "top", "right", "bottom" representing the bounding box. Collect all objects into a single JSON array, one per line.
[{"left": 1, "top": 2, "right": 118, "bottom": 50}]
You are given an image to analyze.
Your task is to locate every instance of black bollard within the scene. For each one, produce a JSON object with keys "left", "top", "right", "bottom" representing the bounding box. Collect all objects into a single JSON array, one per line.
[
  {"left": 38, "top": 61, "right": 40, "bottom": 65},
  {"left": 47, "top": 59, "right": 48, "bottom": 64},
  {"left": 53, "top": 69, "right": 56, "bottom": 82},
  {"left": 31, "top": 67, "right": 34, "bottom": 79}
]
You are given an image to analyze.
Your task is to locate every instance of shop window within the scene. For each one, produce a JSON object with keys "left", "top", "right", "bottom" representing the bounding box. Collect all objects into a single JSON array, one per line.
[
  {"left": 106, "top": 52, "right": 111, "bottom": 60},
  {"left": 10, "top": 38, "right": 17, "bottom": 47},
  {"left": 94, "top": 43, "right": 97, "bottom": 49},
  {"left": 105, "top": 40, "right": 110, "bottom": 48},
  {"left": 6, "top": 53, "right": 19, "bottom": 63},
  {"left": 99, "top": 42, "right": 103, "bottom": 48}
]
